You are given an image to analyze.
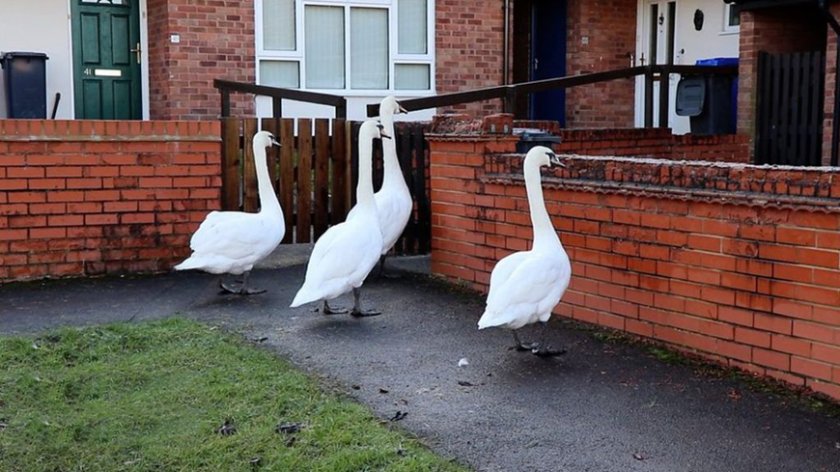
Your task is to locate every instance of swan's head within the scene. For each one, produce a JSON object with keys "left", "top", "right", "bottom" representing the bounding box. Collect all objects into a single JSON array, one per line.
[
  {"left": 254, "top": 130, "right": 280, "bottom": 148},
  {"left": 360, "top": 119, "right": 392, "bottom": 141},
  {"left": 379, "top": 95, "right": 408, "bottom": 116},
  {"left": 526, "top": 145, "right": 565, "bottom": 168}
]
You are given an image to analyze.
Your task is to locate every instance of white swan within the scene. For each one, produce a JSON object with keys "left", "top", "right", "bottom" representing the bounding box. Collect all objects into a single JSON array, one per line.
[
  {"left": 477, "top": 145, "right": 570, "bottom": 356},
  {"left": 290, "top": 119, "right": 389, "bottom": 316},
  {"left": 363, "top": 96, "right": 410, "bottom": 275},
  {"left": 174, "top": 131, "right": 284, "bottom": 294}
]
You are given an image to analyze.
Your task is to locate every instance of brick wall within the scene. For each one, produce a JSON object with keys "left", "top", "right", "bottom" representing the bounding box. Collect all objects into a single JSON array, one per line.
[
  {"left": 428, "top": 132, "right": 840, "bottom": 401},
  {"left": 823, "top": 4, "right": 840, "bottom": 166},
  {"left": 147, "top": 0, "right": 255, "bottom": 120},
  {"left": 565, "top": 0, "right": 637, "bottom": 128},
  {"left": 0, "top": 119, "right": 221, "bottom": 282},
  {"left": 435, "top": 0, "right": 506, "bottom": 116}
]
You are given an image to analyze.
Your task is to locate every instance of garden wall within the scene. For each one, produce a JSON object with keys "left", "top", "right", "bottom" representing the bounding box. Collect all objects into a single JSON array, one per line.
[
  {"left": 428, "top": 130, "right": 840, "bottom": 401},
  {"left": 0, "top": 119, "right": 221, "bottom": 282}
]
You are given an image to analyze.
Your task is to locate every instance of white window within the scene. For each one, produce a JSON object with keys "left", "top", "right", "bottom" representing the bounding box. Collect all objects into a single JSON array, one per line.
[
  {"left": 256, "top": 0, "right": 434, "bottom": 93},
  {"left": 723, "top": 3, "right": 740, "bottom": 33}
]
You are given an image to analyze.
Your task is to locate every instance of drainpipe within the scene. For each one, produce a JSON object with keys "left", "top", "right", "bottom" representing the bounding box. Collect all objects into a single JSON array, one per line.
[
  {"left": 503, "top": 0, "right": 510, "bottom": 86},
  {"left": 817, "top": 0, "right": 840, "bottom": 165}
]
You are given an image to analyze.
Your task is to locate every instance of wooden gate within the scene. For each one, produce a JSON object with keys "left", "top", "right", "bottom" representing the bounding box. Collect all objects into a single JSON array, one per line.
[
  {"left": 220, "top": 117, "right": 431, "bottom": 254},
  {"left": 755, "top": 51, "right": 825, "bottom": 166}
]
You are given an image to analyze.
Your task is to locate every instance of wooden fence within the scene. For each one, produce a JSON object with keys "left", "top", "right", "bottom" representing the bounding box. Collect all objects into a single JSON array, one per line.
[{"left": 220, "top": 117, "right": 430, "bottom": 254}]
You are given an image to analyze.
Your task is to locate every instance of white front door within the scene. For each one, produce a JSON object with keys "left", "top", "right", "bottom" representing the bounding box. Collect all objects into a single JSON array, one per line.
[{"left": 635, "top": 0, "right": 683, "bottom": 132}]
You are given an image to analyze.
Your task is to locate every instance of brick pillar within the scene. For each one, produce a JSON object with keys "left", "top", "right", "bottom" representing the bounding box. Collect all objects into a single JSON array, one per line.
[
  {"left": 822, "top": 4, "right": 840, "bottom": 166},
  {"left": 146, "top": 0, "right": 255, "bottom": 120}
]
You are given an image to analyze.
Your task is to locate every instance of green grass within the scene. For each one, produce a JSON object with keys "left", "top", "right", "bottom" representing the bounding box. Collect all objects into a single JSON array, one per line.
[{"left": 0, "top": 318, "right": 467, "bottom": 471}]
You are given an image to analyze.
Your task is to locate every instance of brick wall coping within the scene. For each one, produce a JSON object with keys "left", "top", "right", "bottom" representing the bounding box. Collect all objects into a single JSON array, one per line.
[
  {"left": 488, "top": 153, "right": 840, "bottom": 213},
  {"left": 0, "top": 120, "right": 221, "bottom": 142}
]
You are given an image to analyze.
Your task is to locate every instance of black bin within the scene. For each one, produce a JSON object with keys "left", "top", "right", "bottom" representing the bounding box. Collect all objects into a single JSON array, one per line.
[
  {"left": 676, "top": 57, "right": 738, "bottom": 135},
  {"left": 516, "top": 130, "right": 562, "bottom": 153},
  {"left": 1, "top": 51, "right": 49, "bottom": 118}
]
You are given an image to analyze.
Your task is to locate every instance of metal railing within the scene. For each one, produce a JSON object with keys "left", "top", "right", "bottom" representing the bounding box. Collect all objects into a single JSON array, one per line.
[
  {"left": 213, "top": 79, "right": 347, "bottom": 119},
  {"left": 365, "top": 64, "right": 738, "bottom": 129}
]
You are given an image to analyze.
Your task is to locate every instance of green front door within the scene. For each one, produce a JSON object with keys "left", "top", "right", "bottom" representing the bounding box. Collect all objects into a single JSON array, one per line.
[{"left": 71, "top": 0, "right": 142, "bottom": 119}]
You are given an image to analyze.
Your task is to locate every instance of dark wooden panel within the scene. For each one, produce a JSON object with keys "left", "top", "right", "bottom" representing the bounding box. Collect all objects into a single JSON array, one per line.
[
  {"left": 279, "top": 119, "right": 295, "bottom": 243},
  {"left": 296, "top": 118, "right": 313, "bottom": 243},
  {"left": 242, "top": 119, "right": 259, "bottom": 212},
  {"left": 313, "top": 119, "right": 330, "bottom": 240},
  {"left": 331, "top": 119, "right": 349, "bottom": 225},
  {"left": 221, "top": 117, "right": 241, "bottom": 211}
]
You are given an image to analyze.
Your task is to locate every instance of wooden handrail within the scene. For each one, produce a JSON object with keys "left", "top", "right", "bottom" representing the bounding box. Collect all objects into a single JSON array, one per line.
[
  {"left": 365, "top": 64, "right": 739, "bottom": 122},
  {"left": 213, "top": 79, "right": 347, "bottom": 119}
]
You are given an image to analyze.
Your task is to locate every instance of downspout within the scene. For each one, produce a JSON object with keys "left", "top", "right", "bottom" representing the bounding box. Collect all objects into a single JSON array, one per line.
[
  {"left": 503, "top": 0, "right": 510, "bottom": 85},
  {"left": 817, "top": 0, "right": 840, "bottom": 165}
]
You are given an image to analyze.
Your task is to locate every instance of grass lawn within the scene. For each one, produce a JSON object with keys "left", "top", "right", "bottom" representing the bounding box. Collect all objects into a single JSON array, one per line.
[{"left": 0, "top": 318, "right": 467, "bottom": 471}]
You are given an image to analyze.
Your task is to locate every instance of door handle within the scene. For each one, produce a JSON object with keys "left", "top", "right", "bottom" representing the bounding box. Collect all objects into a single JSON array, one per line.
[{"left": 130, "top": 42, "right": 142, "bottom": 64}]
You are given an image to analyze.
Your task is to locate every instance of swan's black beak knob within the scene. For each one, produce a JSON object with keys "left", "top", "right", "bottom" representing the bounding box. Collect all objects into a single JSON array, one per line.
[
  {"left": 398, "top": 103, "right": 408, "bottom": 114},
  {"left": 270, "top": 137, "right": 281, "bottom": 147},
  {"left": 548, "top": 151, "right": 565, "bottom": 168},
  {"left": 377, "top": 123, "right": 392, "bottom": 140}
]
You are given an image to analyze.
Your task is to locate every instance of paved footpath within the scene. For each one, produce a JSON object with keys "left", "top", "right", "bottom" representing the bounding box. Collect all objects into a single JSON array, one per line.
[{"left": 1, "top": 250, "right": 839, "bottom": 472}]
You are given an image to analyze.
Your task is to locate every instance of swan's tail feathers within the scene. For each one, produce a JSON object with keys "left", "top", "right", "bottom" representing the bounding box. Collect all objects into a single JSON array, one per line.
[
  {"left": 173, "top": 257, "right": 200, "bottom": 271},
  {"left": 477, "top": 309, "right": 504, "bottom": 330},
  {"left": 290, "top": 286, "right": 319, "bottom": 308}
]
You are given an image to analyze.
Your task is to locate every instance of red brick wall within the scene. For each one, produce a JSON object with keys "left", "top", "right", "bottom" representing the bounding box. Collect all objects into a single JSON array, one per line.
[
  {"left": 147, "top": 0, "right": 255, "bottom": 120},
  {"left": 823, "top": 4, "right": 840, "bottom": 166},
  {"left": 428, "top": 134, "right": 840, "bottom": 401},
  {"left": 435, "top": 0, "right": 506, "bottom": 116},
  {"left": 0, "top": 119, "right": 221, "bottom": 282},
  {"left": 565, "top": 0, "right": 637, "bottom": 128}
]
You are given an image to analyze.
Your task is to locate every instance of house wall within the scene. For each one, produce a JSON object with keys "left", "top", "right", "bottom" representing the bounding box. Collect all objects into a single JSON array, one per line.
[
  {"left": 0, "top": 0, "right": 74, "bottom": 119},
  {"left": 566, "top": 0, "right": 638, "bottom": 128},
  {"left": 0, "top": 120, "right": 221, "bottom": 282},
  {"left": 823, "top": 3, "right": 840, "bottom": 166},
  {"left": 146, "top": 0, "right": 256, "bottom": 120},
  {"left": 737, "top": 7, "right": 827, "bottom": 162},
  {"left": 428, "top": 127, "right": 840, "bottom": 401}
]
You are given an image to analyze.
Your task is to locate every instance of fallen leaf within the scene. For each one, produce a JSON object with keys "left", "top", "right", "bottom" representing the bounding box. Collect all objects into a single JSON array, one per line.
[
  {"left": 633, "top": 452, "right": 645, "bottom": 461},
  {"left": 457, "top": 380, "right": 475, "bottom": 387},
  {"left": 379, "top": 388, "right": 389, "bottom": 394},
  {"left": 727, "top": 388, "right": 742, "bottom": 401},
  {"left": 389, "top": 411, "right": 408, "bottom": 422},
  {"left": 457, "top": 358, "right": 469, "bottom": 367},
  {"left": 275, "top": 422, "right": 302, "bottom": 434},
  {"left": 215, "top": 419, "right": 236, "bottom": 436}
]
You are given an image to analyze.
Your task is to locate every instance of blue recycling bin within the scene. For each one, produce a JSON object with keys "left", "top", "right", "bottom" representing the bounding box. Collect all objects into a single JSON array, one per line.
[
  {"left": 676, "top": 57, "right": 738, "bottom": 135},
  {"left": 1, "top": 51, "right": 49, "bottom": 118}
]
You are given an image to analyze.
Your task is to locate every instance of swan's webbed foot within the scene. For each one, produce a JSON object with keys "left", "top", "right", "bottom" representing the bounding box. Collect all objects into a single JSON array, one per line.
[
  {"left": 219, "top": 271, "right": 264, "bottom": 295},
  {"left": 351, "top": 308, "right": 382, "bottom": 318},
  {"left": 350, "top": 287, "right": 381, "bottom": 317},
  {"left": 513, "top": 341, "right": 540, "bottom": 352},
  {"left": 322, "top": 300, "right": 349, "bottom": 315}
]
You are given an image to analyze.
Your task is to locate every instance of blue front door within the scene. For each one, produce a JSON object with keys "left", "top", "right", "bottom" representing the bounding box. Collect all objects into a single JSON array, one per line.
[{"left": 530, "top": 0, "right": 567, "bottom": 125}]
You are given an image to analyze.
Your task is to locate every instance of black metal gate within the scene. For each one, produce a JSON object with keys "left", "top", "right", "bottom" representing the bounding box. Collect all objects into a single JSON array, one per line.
[{"left": 755, "top": 50, "right": 825, "bottom": 166}]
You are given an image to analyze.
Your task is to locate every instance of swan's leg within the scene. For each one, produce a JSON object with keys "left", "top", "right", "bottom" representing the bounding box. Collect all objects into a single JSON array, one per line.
[
  {"left": 322, "top": 300, "right": 348, "bottom": 315},
  {"left": 351, "top": 287, "right": 382, "bottom": 317},
  {"left": 238, "top": 271, "right": 266, "bottom": 295},
  {"left": 530, "top": 322, "right": 566, "bottom": 357},
  {"left": 219, "top": 276, "right": 240, "bottom": 294},
  {"left": 512, "top": 330, "right": 539, "bottom": 352},
  {"left": 377, "top": 254, "right": 401, "bottom": 279}
]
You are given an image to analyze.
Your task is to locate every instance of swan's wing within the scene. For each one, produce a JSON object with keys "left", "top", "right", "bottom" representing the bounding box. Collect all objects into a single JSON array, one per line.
[
  {"left": 189, "top": 212, "right": 282, "bottom": 261},
  {"left": 480, "top": 252, "right": 570, "bottom": 329},
  {"left": 294, "top": 216, "right": 382, "bottom": 303}
]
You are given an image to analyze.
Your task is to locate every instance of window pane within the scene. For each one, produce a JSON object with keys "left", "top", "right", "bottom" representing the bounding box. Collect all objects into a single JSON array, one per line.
[
  {"left": 351, "top": 8, "right": 388, "bottom": 89},
  {"left": 263, "top": 0, "right": 296, "bottom": 50},
  {"left": 260, "top": 60, "right": 299, "bottom": 88},
  {"left": 398, "top": 0, "right": 427, "bottom": 54},
  {"left": 395, "top": 64, "right": 429, "bottom": 90},
  {"left": 305, "top": 6, "right": 345, "bottom": 89}
]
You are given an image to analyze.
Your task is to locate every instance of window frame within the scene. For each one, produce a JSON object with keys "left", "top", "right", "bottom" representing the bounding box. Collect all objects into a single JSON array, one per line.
[
  {"left": 255, "top": 0, "right": 435, "bottom": 95},
  {"left": 722, "top": 3, "right": 740, "bottom": 34}
]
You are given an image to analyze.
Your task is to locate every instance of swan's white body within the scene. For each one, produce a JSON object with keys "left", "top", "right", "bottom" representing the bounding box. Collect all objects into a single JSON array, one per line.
[
  {"left": 175, "top": 131, "right": 284, "bottom": 276},
  {"left": 478, "top": 146, "right": 570, "bottom": 331},
  {"left": 290, "top": 120, "right": 385, "bottom": 307}
]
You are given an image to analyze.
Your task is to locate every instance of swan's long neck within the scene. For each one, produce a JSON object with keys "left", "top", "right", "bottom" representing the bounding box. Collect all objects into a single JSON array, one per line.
[
  {"left": 254, "top": 142, "right": 281, "bottom": 215},
  {"left": 356, "top": 130, "right": 376, "bottom": 209},
  {"left": 524, "top": 158, "right": 561, "bottom": 251},
  {"left": 380, "top": 112, "right": 405, "bottom": 190}
]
